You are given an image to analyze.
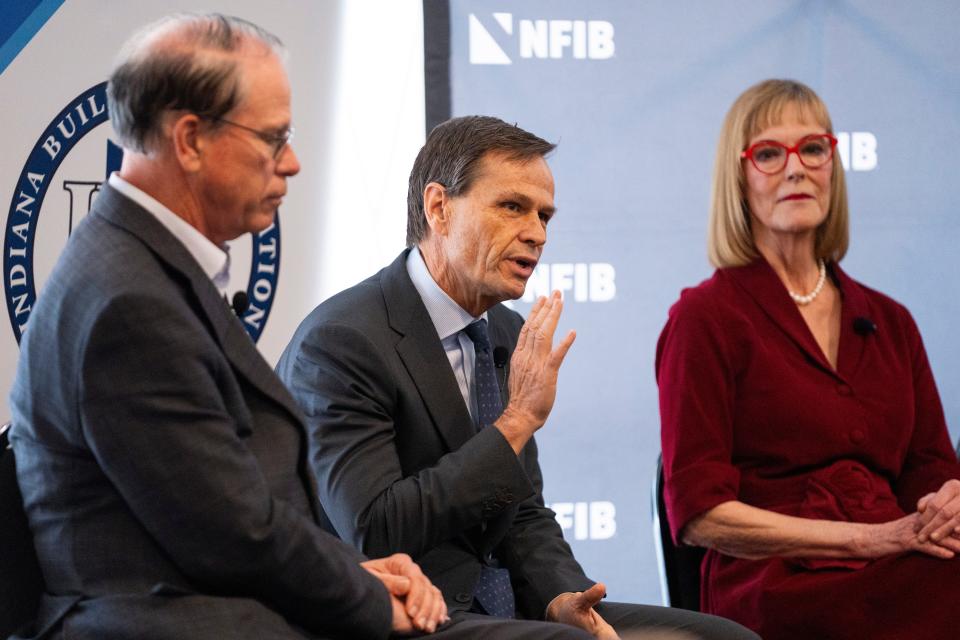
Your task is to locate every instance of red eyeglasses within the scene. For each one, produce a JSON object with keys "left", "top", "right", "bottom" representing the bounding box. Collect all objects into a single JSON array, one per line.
[{"left": 741, "top": 134, "right": 838, "bottom": 175}]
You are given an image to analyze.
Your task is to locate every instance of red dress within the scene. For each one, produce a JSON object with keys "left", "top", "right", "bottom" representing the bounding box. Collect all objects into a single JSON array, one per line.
[{"left": 656, "top": 259, "right": 960, "bottom": 640}]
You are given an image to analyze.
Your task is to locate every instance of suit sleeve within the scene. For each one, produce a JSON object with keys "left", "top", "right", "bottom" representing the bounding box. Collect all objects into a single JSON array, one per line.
[
  {"left": 78, "top": 293, "right": 392, "bottom": 639},
  {"left": 281, "top": 320, "right": 536, "bottom": 560}
]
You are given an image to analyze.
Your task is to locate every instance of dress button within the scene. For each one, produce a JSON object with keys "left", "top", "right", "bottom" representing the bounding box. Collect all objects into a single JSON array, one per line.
[
  {"left": 850, "top": 429, "right": 865, "bottom": 444},
  {"left": 837, "top": 383, "right": 852, "bottom": 396},
  {"left": 455, "top": 592, "right": 472, "bottom": 604}
]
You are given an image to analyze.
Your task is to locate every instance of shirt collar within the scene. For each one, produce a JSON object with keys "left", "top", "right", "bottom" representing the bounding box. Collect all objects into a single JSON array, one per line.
[
  {"left": 406, "top": 246, "right": 486, "bottom": 341},
  {"left": 108, "top": 173, "right": 230, "bottom": 289}
]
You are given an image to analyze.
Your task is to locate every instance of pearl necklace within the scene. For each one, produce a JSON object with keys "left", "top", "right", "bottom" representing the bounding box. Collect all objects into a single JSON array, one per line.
[{"left": 788, "top": 259, "right": 826, "bottom": 305}]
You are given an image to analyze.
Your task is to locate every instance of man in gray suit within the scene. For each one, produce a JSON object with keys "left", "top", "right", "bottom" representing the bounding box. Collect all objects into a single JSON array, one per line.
[
  {"left": 9, "top": 14, "right": 447, "bottom": 639},
  {"left": 277, "top": 117, "right": 757, "bottom": 639}
]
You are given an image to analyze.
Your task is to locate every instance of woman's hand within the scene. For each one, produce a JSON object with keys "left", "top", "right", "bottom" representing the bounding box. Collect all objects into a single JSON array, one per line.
[
  {"left": 915, "top": 479, "right": 960, "bottom": 547},
  {"left": 861, "top": 513, "right": 956, "bottom": 559}
]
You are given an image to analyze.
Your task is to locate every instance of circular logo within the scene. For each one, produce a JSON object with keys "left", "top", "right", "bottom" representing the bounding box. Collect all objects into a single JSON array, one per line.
[{"left": 3, "top": 82, "right": 280, "bottom": 343}]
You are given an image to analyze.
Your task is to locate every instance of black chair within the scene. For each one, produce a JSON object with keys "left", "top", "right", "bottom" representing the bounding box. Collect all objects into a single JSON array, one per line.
[
  {"left": 650, "top": 453, "right": 705, "bottom": 611},
  {"left": 0, "top": 422, "right": 44, "bottom": 638}
]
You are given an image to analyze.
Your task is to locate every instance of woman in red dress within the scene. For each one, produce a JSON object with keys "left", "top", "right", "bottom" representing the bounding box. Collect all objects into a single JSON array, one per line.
[{"left": 656, "top": 79, "right": 960, "bottom": 639}]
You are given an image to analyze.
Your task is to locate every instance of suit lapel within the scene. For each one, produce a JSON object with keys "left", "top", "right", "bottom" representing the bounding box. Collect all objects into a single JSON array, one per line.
[
  {"left": 93, "top": 184, "right": 306, "bottom": 426},
  {"left": 380, "top": 250, "right": 477, "bottom": 453},
  {"left": 381, "top": 252, "right": 526, "bottom": 550}
]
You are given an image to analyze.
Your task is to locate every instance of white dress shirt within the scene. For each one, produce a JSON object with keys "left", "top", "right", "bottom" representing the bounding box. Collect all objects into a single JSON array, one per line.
[
  {"left": 406, "top": 246, "right": 489, "bottom": 423},
  {"left": 108, "top": 173, "right": 231, "bottom": 290}
]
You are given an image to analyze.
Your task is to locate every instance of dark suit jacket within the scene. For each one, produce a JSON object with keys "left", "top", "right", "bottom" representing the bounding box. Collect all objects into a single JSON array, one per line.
[
  {"left": 277, "top": 250, "right": 594, "bottom": 620},
  {"left": 9, "top": 184, "right": 391, "bottom": 640}
]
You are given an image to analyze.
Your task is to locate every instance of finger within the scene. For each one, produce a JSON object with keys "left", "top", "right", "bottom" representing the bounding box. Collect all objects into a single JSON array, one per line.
[
  {"left": 549, "top": 330, "right": 577, "bottom": 368},
  {"left": 917, "top": 507, "right": 954, "bottom": 542},
  {"left": 398, "top": 561, "right": 427, "bottom": 620},
  {"left": 516, "top": 296, "right": 548, "bottom": 354},
  {"left": 426, "top": 586, "right": 447, "bottom": 632},
  {"left": 378, "top": 572, "right": 412, "bottom": 596},
  {"left": 414, "top": 584, "right": 444, "bottom": 633},
  {"left": 390, "top": 595, "right": 415, "bottom": 635},
  {"left": 526, "top": 295, "right": 549, "bottom": 329},
  {"left": 916, "top": 496, "right": 949, "bottom": 540},
  {"left": 405, "top": 577, "right": 427, "bottom": 623},
  {"left": 917, "top": 492, "right": 935, "bottom": 513},
  {"left": 917, "top": 485, "right": 960, "bottom": 539},
  {"left": 538, "top": 292, "right": 565, "bottom": 342},
  {"left": 927, "top": 512, "right": 960, "bottom": 543},
  {"left": 529, "top": 293, "right": 556, "bottom": 337},
  {"left": 916, "top": 540, "right": 955, "bottom": 559},
  {"left": 576, "top": 582, "right": 607, "bottom": 609},
  {"left": 935, "top": 535, "right": 960, "bottom": 554}
]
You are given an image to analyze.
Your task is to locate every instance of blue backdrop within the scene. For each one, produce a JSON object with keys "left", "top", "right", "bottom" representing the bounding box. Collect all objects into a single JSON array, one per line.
[{"left": 431, "top": 0, "right": 960, "bottom": 604}]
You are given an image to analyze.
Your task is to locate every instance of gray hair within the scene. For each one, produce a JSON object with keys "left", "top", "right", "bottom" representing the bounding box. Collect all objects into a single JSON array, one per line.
[
  {"left": 406, "top": 115, "right": 556, "bottom": 246},
  {"left": 107, "top": 13, "right": 285, "bottom": 153}
]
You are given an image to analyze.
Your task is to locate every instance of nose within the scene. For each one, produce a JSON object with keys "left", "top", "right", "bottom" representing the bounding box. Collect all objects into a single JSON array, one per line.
[
  {"left": 276, "top": 143, "right": 301, "bottom": 177},
  {"left": 784, "top": 149, "right": 805, "bottom": 180},
  {"left": 519, "top": 211, "right": 547, "bottom": 247}
]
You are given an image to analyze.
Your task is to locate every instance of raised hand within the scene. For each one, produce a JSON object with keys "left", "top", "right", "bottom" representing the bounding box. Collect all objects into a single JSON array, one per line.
[{"left": 496, "top": 291, "right": 576, "bottom": 454}]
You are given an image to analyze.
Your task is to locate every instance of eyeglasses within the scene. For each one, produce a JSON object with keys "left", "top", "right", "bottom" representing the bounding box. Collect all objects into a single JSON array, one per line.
[
  {"left": 741, "top": 134, "right": 837, "bottom": 175},
  {"left": 211, "top": 117, "right": 295, "bottom": 158}
]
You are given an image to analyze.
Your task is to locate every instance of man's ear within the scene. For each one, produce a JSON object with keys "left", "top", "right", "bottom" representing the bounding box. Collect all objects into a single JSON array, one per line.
[
  {"left": 170, "top": 113, "right": 204, "bottom": 172},
  {"left": 423, "top": 182, "right": 452, "bottom": 236}
]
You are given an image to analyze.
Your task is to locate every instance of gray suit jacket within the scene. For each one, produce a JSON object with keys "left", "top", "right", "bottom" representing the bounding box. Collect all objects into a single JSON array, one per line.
[
  {"left": 277, "top": 250, "right": 594, "bottom": 620},
  {"left": 9, "top": 185, "right": 391, "bottom": 640}
]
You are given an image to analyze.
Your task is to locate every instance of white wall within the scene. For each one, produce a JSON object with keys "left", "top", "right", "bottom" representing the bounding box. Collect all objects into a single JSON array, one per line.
[{"left": 0, "top": 0, "right": 427, "bottom": 419}]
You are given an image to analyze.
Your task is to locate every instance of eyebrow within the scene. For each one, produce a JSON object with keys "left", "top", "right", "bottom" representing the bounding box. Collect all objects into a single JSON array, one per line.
[{"left": 501, "top": 191, "right": 556, "bottom": 217}]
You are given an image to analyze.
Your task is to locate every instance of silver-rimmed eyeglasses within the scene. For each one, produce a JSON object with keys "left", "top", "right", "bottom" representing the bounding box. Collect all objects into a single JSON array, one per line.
[
  {"left": 212, "top": 117, "right": 295, "bottom": 159},
  {"left": 741, "top": 133, "right": 838, "bottom": 175}
]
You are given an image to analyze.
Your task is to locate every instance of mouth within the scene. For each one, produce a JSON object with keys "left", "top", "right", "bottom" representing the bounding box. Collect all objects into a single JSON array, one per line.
[
  {"left": 508, "top": 256, "right": 538, "bottom": 279},
  {"left": 779, "top": 193, "right": 814, "bottom": 202}
]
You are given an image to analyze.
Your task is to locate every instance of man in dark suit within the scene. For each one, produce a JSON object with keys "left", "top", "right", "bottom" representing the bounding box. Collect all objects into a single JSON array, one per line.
[
  {"left": 277, "top": 116, "right": 758, "bottom": 639},
  {"left": 8, "top": 14, "right": 447, "bottom": 639}
]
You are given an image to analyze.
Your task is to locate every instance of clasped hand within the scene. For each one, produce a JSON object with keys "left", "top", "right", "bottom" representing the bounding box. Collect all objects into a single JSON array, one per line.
[
  {"left": 362, "top": 553, "right": 448, "bottom": 634},
  {"left": 915, "top": 478, "right": 960, "bottom": 554}
]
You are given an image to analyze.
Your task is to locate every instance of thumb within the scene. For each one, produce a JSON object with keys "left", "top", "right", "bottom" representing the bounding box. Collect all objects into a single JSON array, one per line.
[
  {"left": 375, "top": 572, "right": 411, "bottom": 596},
  {"left": 577, "top": 582, "right": 607, "bottom": 609}
]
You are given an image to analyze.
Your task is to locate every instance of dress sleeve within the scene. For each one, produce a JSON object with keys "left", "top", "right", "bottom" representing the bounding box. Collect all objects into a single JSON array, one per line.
[
  {"left": 656, "top": 286, "right": 744, "bottom": 543},
  {"left": 893, "top": 307, "right": 960, "bottom": 510}
]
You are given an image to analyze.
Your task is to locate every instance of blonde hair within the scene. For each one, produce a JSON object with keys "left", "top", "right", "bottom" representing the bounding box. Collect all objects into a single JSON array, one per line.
[{"left": 707, "top": 79, "right": 849, "bottom": 268}]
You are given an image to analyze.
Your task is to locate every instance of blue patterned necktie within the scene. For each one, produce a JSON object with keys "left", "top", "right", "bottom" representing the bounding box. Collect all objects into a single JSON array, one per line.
[
  {"left": 462, "top": 319, "right": 515, "bottom": 619},
  {"left": 463, "top": 319, "right": 504, "bottom": 429}
]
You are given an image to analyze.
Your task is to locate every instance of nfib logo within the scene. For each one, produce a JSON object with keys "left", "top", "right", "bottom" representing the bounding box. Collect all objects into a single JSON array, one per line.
[{"left": 469, "top": 13, "right": 615, "bottom": 65}]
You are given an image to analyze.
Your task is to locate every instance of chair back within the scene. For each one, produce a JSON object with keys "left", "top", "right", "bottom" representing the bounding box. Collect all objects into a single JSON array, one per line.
[
  {"left": 0, "top": 422, "right": 44, "bottom": 637},
  {"left": 650, "top": 453, "right": 705, "bottom": 611}
]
